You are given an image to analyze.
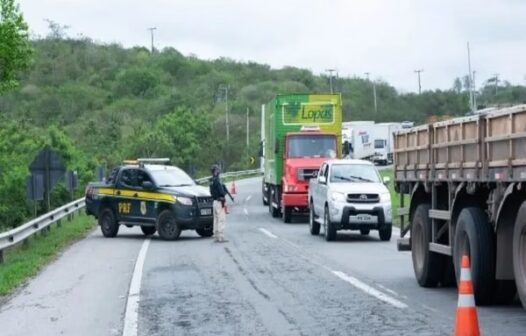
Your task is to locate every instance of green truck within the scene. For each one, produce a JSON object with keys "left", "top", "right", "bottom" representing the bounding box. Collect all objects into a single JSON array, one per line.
[{"left": 262, "top": 94, "right": 343, "bottom": 222}]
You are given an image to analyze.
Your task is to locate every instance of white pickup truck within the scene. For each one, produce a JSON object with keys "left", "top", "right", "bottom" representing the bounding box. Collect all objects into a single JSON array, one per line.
[{"left": 308, "top": 159, "right": 392, "bottom": 241}]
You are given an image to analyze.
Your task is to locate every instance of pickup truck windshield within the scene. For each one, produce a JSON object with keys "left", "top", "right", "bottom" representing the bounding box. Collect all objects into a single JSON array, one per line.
[
  {"left": 331, "top": 164, "right": 380, "bottom": 183},
  {"left": 287, "top": 135, "right": 336, "bottom": 158},
  {"left": 150, "top": 168, "right": 195, "bottom": 187}
]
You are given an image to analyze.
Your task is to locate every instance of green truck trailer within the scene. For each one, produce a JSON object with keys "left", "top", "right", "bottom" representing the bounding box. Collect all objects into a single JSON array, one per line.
[{"left": 261, "top": 93, "right": 343, "bottom": 222}]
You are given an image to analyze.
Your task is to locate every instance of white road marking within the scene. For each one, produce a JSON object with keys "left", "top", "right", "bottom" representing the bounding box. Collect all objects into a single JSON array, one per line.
[
  {"left": 244, "top": 208, "right": 249, "bottom": 216},
  {"left": 331, "top": 271, "right": 408, "bottom": 309},
  {"left": 122, "top": 239, "right": 151, "bottom": 336},
  {"left": 246, "top": 195, "right": 252, "bottom": 202},
  {"left": 259, "top": 228, "right": 278, "bottom": 239},
  {"left": 377, "top": 284, "right": 400, "bottom": 297}
]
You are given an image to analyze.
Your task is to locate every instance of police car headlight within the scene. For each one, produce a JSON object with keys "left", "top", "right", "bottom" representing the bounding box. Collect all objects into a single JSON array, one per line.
[
  {"left": 177, "top": 197, "right": 193, "bottom": 206},
  {"left": 331, "top": 192, "right": 346, "bottom": 202},
  {"left": 380, "top": 193, "right": 391, "bottom": 203}
]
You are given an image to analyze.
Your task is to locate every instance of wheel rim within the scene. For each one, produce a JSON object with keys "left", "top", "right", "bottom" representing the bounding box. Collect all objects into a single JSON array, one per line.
[
  {"left": 102, "top": 214, "right": 111, "bottom": 232},
  {"left": 413, "top": 220, "right": 424, "bottom": 273},
  {"left": 519, "top": 226, "right": 526, "bottom": 285},
  {"left": 162, "top": 217, "right": 176, "bottom": 236},
  {"left": 324, "top": 211, "right": 328, "bottom": 236}
]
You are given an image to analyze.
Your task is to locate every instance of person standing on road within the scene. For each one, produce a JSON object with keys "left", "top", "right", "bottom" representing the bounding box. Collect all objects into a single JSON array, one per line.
[{"left": 210, "top": 165, "right": 228, "bottom": 242}]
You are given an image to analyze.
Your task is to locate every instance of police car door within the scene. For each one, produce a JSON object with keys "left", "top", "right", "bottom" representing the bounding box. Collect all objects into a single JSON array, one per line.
[
  {"left": 115, "top": 168, "right": 138, "bottom": 223},
  {"left": 135, "top": 169, "right": 157, "bottom": 222}
]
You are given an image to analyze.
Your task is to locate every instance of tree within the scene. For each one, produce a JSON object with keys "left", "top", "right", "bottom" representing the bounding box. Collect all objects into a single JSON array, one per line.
[{"left": 0, "top": 0, "right": 32, "bottom": 92}]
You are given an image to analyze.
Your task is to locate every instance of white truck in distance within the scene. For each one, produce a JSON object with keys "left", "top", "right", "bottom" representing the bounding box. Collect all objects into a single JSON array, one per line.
[
  {"left": 342, "top": 121, "right": 375, "bottom": 160},
  {"left": 371, "top": 122, "right": 402, "bottom": 165},
  {"left": 308, "top": 159, "right": 392, "bottom": 242}
]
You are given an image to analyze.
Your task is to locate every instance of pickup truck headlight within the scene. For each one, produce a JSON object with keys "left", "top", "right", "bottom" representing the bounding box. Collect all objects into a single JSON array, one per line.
[
  {"left": 331, "top": 191, "right": 346, "bottom": 202},
  {"left": 380, "top": 193, "right": 391, "bottom": 203},
  {"left": 177, "top": 197, "right": 193, "bottom": 206}
]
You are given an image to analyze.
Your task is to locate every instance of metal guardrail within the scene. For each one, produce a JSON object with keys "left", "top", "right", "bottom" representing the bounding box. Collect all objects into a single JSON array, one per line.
[
  {"left": 195, "top": 169, "right": 263, "bottom": 184},
  {"left": 0, "top": 198, "right": 86, "bottom": 262},
  {"left": 0, "top": 169, "right": 262, "bottom": 262}
]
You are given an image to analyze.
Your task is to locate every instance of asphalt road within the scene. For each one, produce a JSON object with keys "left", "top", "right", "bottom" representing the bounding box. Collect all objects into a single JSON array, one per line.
[{"left": 0, "top": 177, "right": 525, "bottom": 335}]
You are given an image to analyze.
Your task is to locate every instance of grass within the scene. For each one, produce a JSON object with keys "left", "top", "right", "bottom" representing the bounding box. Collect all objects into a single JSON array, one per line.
[
  {"left": 380, "top": 169, "right": 409, "bottom": 226},
  {"left": 0, "top": 214, "right": 96, "bottom": 296}
]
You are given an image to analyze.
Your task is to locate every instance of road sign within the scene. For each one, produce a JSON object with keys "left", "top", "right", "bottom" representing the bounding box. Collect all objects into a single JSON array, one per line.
[
  {"left": 26, "top": 174, "right": 44, "bottom": 201},
  {"left": 96, "top": 166, "right": 105, "bottom": 182},
  {"left": 65, "top": 171, "right": 78, "bottom": 193},
  {"left": 29, "top": 146, "right": 66, "bottom": 211}
]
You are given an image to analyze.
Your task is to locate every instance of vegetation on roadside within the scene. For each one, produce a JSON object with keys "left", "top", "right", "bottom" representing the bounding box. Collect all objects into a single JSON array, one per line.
[
  {"left": 380, "top": 169, "right": 409, "bottom": 226},
  {"left": 0, "top": 214, "right": 95, "bottom": 296}
]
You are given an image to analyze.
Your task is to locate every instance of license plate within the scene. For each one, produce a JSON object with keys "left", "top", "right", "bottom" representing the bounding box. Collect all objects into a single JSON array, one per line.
[
  {"left": 351, "top": 214, "right": 377, "bottom": 223},
  {"left": 200, "top": 208, "right": 212, "bottom": 216}
]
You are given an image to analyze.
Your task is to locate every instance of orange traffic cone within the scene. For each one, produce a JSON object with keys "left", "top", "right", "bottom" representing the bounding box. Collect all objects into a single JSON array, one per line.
[
  {"left": 454, "top": 255, "right": 480, "bottom": 336},
  {"left": 230, "top": 181, "right": 237, "bottom": 195}
]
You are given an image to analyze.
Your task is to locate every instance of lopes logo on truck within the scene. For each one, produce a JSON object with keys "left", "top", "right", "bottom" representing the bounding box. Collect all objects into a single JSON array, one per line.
[{"left": 282, "top": 102, "right": 334, "bottom": 125}]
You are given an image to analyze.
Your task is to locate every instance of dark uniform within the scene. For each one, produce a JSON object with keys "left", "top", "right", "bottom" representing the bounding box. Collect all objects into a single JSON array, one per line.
[{"left": 210, "top": 166, "right": 227, "bottom": 242}]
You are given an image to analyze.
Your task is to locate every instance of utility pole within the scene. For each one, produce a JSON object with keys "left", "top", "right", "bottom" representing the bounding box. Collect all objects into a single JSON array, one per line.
[
  {"left": 365, "top": 72, "right": 378, "bottom": 113},
  {"left": 467, "top": 42, "right": 474, "bottom": 113},
  {"left": 326, "top": 69, "right": 336, "bottom": 93},
  {"left": 246, "top": 107, "right": 250, "bottom": 158},
  {"left": 494, "top": 74, "right": 500, "bottom": 95},
  {"left": 472, "top": 70, "right": 477, "bottom": 111},
  {"left": 414, "top": 69, "right": 424, "bottom": 94},
  {"left": 148, "top": 27, "right": 157, "bottom": 53},
  {"left": 218, "top": 84, "right": 230, "bottom": 145}
]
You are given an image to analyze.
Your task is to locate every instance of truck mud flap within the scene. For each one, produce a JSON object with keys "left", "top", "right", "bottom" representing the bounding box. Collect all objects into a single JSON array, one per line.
[{"left": 397, "top": 237, "right": 411, "bottom": 251}]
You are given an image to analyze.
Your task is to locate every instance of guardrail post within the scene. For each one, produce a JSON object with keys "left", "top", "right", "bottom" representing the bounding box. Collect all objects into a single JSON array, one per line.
[
  {"left": 57, "top": 219, "right": 62, "bottom": 227},
  {"left": 0, "top": 250, "right": 4, "bottom": 264}
]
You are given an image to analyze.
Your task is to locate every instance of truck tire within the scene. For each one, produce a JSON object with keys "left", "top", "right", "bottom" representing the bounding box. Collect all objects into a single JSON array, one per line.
[
  {"left": 309, "top": 203, "right": 320, "bottom": 235},
  {"left": 411, "top": 204, "right": 443, "bottom": 287},
  {"left": 140, "top": 225, "right": 156, "bottom": 236},
  {"left": 379, "top": 224, "right": 392, "bottom": 241},
  {"left": 324, "top": 206, "right": 336, "bottom": 242},
  {"left": 454, "top": 207, "right": 495, "bottom": 305},
  {"left": 360, "top": 229, "right": 370, "bottom": 235},
  {"left": 282, "top": 206, "right": 292, "bottom": 223},
  {"left": 157, "top": 209, "right": 181, "bottom": 241},
  {"left": 262, "top": 182, "right": 269, "bottom": 206},
  {"left": 99, "top": 207, "right": 119, "bottom": 238},
  {"left": 268, "top": 186, "right": 280, "bottom": 218},
  {"left": 513, "top": 201, "right": 526, "bottom": 309},
  {"left": 196, "top": 227, "right": 213, "bottom": 237}
]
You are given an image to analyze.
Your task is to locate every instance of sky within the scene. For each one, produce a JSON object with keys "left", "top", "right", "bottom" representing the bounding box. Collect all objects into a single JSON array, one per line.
[{"left": 18, "top": 0, "right": 526, "bottom": 93}]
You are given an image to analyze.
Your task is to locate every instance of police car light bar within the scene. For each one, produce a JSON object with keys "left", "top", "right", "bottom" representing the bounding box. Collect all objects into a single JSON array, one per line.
[{"left": 137, "top": 158, "right": 171, "bottom": 164}]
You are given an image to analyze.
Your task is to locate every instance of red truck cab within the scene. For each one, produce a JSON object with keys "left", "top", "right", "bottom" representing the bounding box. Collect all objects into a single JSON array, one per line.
[{"left": 280, "top": 129, "right": 338, "bottom": 222}]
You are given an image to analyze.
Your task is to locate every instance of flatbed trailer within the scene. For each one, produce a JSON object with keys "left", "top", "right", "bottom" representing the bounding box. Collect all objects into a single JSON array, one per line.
[{"left": 394, "top": 104, "right": 526, "bottom": 308}]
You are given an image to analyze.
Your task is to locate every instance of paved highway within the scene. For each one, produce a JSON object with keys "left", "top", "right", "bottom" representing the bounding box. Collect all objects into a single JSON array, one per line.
[{"left": 0, "top": 177, "right": 524, "bottom": 335}]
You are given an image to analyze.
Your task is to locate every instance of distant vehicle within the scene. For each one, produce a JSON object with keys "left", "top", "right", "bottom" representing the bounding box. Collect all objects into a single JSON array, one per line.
[
  {"left": 371, "top": 122, "right": 402, "bottom": 165},
  {"left": 262, "top": 94, "right": 343, "bottom": 223},
  {"left": 401, "top": 121, "right": 414, "bottom": 129},
  {"left": 395, "top": 104, "right": 526, "bottom": 308},
  {"left": 308, "top": 159, "right": 392, "bottom": 241},
  {"left": 342, "top": 121, "right": 375, "bottom": 161},
  {"left": 85, "top": 158, "right": 214, "bottom": 240}
]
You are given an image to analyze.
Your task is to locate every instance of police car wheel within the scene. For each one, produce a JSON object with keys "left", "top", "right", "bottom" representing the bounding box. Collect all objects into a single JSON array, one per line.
[
  {"left": 99, "top": 207, "right": 119, "bottom": 238},
  {"left": 157, "top": 210, "right": 181, "bottom": 240},
  {"left": 196, "top": 227, "right": 213, "bottom": 237},
  {"left": 141, "top": 225, "right": 156, "bottom": 236}
]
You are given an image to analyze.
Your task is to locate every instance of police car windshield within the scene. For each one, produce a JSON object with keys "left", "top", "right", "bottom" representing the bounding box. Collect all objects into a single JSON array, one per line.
[
  {"left": 150, "top": 168, "right": 195, "bottom": 187},
  {"left": 330, "top": 164, "right": 380, "bottom": 183}
]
